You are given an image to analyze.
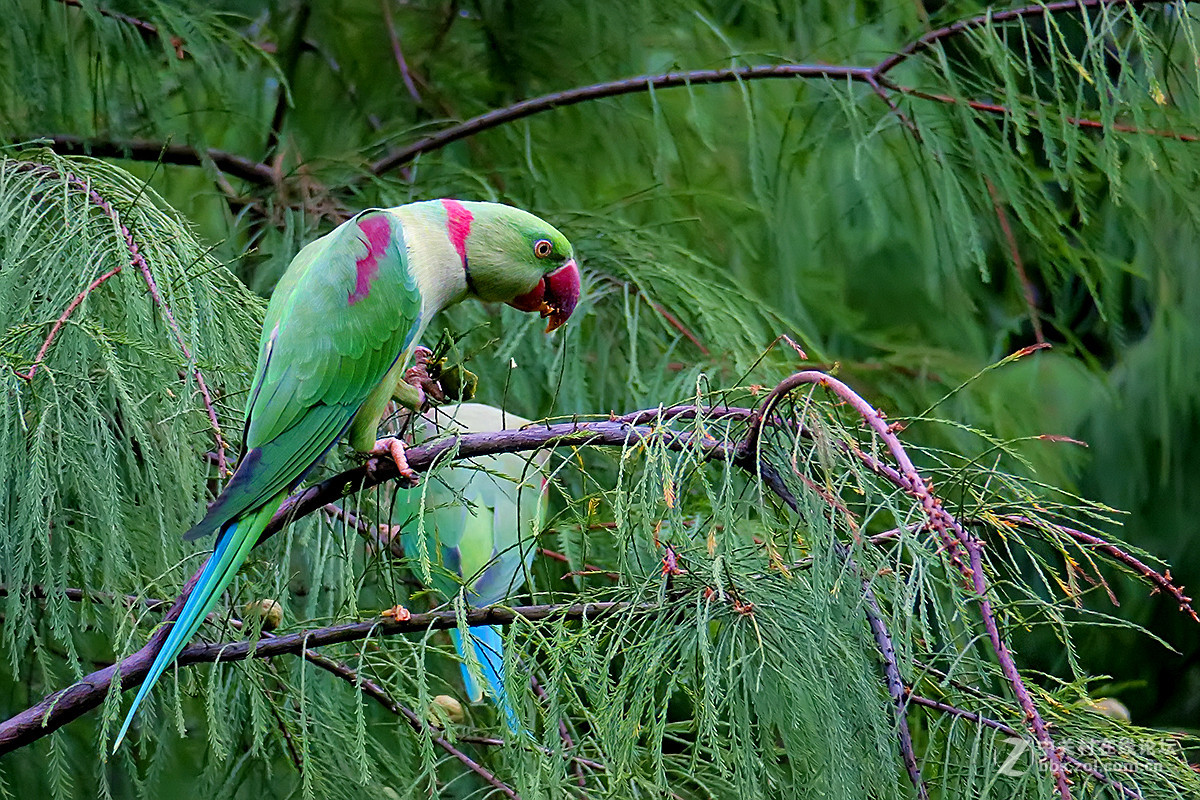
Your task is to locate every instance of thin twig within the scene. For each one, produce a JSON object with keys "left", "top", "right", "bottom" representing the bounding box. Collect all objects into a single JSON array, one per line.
[
  {"left": 25, "top": 135, "right": 276, "bottom": 184},
  {"left": 1003, "top": 515, "right": 1199, "bottom": 624},
  {"left": 530, "top": 674, "right": 586, "bottom": 789},
  {"left": 12, "top": 265, "right": 122, "bottom": 380},
  {"left": 294, "top": 646, "right": 520, "bottom": 799},
  {"left": 50, "top": 0, "right": 187, "bottom": 58},
  {"left": 0, "top": 584, "right": 167, "bottom": 611},
  {"left": 9, "top": 160, "right": 232, "bottom": 472},
  {"left": 985, "top": 178, "right": 1044, "bottom": 344},
  {"left": 264, "top": 2, "right": 312, "bottom": 161},
  {"left": 907, "top": 692, "right": 1141, "bottom": 799},
  {"left": 894, "top": 86, "right": 1200, "bottom": 143},
  {"left": 539, "top": 548, "right": 620, "bottom": 582},
  {"left": 742, "top": 372, "right": 1073, "bottom": 799},
  {"left": 875, "top": 0, "right": 1149, "bottom": 75},
  {"left": 380, "top": 0, "right": 423, "bottom": 105},
  {"left": 845, "top": 545, "right": 929, "bottom": 799}
]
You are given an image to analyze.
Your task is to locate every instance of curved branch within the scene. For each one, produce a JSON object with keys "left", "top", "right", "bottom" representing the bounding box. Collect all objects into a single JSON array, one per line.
[
  {"left": 0, "top": 601, "right": 635, "bottom": 754},
  {"left": 28, "top": 0, "right": 1180, "bottom": 188},
  {"left": 742, "top": 371, "right": 1074, "bottom": 799},
  {"left": 26, "top": 135, "right": 276, "bottom": 185},
  {"left": 8, "top": 159, "right": 232, "bottom": 471},
  {"left": 874, "top": 0, "right": 1151, "bottom": 75},
  {"left": 0, "top": 373, "right": 1180, "bottom": 800},
  {"left": 907, "top": 693, "right": 1141, "bottom": 800},
  {"left": 1003, "top": 515, "right": 1199, "bottom": 624},
  {"left": 370, "top": 0, "right": 1176, "bottom": 175},
  {"left": 293, "top": 645, "right": 521, "bottom": 799},
  {"left": 368, "top": 63, "right": 874, "bottom": 176}
]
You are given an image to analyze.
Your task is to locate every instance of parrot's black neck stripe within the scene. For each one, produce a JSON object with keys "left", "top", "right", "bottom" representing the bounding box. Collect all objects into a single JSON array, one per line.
[{"left": 462, "top": 256, "right": 478, "bottom": 295}]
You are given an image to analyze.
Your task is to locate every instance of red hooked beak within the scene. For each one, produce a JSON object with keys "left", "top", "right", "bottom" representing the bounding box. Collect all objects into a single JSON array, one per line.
[{"left": 506, "top": 259, "right": 581, "bottom": 333}]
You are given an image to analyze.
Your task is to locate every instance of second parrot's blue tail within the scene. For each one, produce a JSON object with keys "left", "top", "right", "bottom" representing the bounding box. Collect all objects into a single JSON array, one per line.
[
  {"left": 451, "top": 624, "right": 522, "bottom": 733},
  {"left": 113, "top": 495, "right": 283, "bottom": 751}
]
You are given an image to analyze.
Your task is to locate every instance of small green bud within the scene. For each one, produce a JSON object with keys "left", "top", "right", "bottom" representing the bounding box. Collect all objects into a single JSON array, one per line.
[
  {"left": 1092, "top": 697, "right": 1131, "bottom": 722},
  {"left": 429, "top": 694, "right": 465, "bottom": 725},
  {"left": 244, "top": 598, "right": 284, "bottom": 631}
]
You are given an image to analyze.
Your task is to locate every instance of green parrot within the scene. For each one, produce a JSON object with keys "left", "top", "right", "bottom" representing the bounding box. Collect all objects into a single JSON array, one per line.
[
  {"left": 396, "top": 403, "right": 549, "bottom": 732},
  {"left": 114, "top": 200, "right": 579, "bottom": 749}
]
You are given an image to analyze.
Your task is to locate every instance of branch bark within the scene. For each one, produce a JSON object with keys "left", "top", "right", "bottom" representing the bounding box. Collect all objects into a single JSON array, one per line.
[
  {"left": 0, "top": 601, "right": 636, "bottom": 754},
  {"left": 0, "top": 370, "right": 1183, "bottom": 800},
  {"left": 23, "top": 135, "right": 275, "bottom": 185}
]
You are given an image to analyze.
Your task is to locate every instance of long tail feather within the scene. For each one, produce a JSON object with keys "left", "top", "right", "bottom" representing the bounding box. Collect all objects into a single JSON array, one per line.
[
  {"left": 113, "top": 494, "right": 284, "bottom": 750},
  {"left": 452, "top": 624, "right": 520, "bottom": 732}
]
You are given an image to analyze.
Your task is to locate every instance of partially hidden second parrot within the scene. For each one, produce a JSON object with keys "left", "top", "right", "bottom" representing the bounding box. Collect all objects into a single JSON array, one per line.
[
  {"left": 114, "top": 200, "right": 579, "bottom": 749},
  {"left": 396, "top": 403, "right": 549, "bottom": 731}
]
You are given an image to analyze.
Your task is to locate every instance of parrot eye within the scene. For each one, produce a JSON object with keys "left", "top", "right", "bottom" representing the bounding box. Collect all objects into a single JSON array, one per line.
[{"left": 533, "top": 239, "right": 553, "bottom": 259}]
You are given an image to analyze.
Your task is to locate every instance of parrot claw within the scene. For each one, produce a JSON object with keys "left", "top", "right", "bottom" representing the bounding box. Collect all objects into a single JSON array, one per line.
[
  {"left": 370, "top": 436, "right": 419, "bottom": 486},
  {"left": 381, "top": 604, "right": 412, "bottom": 621},
  {"left": 404, "top": 347, "right": 446, "bottom": 407}
]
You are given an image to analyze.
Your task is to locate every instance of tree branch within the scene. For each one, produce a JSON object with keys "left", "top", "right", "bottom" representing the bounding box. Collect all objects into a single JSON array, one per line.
[
  {"left": 0, "top": 370, "right": 1184, "bottom": 800},
  {"left": 907, "top": 692, "right": 1141, "bottom": 799},
  {"left": 0, "top": 601, "right": 636, "bottom": 754},
  {"left": 369, "top": 0, "right": 1178, "bottom": 176},
  {"left": 290, "top": 644, "right": 521, "bottom": 799},
  {"left": 1002, "top": 515, "right": 1199, "bottom": 624},
  {"left": 8, "top": 160, "right": 232, "bottom": 472},
  {"left": 742, "top": 371, "right": 1074, "bottom": 798},
  {"left": 22, "top": 135, "right": 276, "bottom": 185},
  {"left": 50, "top": 0, "right": 186, "bottom": 58},
  {"left": 29, "top": 0, "right": 1182, "bottom": 197}
]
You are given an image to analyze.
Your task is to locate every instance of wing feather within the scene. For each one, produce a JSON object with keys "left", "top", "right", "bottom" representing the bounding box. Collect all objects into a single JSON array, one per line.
[{"left": 186, "top": 210, "right": 422, "bottom": 540}]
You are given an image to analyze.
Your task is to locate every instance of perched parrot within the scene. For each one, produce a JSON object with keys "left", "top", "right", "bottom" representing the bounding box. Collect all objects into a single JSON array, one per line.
[
  {"left": 395, "top": 403, "right": 549, "bottom": 732},
  {"left": 114, "top": 200, "right": 580, "bottom": 749}
]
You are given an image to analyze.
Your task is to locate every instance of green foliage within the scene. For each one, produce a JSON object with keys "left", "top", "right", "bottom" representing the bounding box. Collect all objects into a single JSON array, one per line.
[{"left": 2, "top": 0, "right": 1200, "bottom": 798}]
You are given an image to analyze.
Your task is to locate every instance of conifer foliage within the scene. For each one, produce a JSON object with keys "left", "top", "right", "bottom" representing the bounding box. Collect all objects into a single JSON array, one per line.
[{"left": 2, "top": 1, "right": 1200, "bottom": 798}]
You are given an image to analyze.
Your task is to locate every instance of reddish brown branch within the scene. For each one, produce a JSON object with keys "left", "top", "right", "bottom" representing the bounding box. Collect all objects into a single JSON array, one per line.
[
  {"left": 907, "top": 692, "right": 1141, "bottom": 799},
  {"left": 539, "top": 548, "right": 620, "bottom": 582},
  {"left": 985, "top": 178, "right": 1044, "bottom": 344},
  {"left": 13, "top": 264, "right": 123, "bottom": 381},
  {"left": 9, "top": 160, "right": 232, "bottom": 471},
  {"left": 370, "top": 0, "right": 1182, "bottom": 175},
  {"left": 27, "top": 135, "right": 276, "bottom": 184},
  {"left": 875, "top": 0, "right": 1148, "bottom": 75},
  {"left": 743, "top": 371, "right": 1074, "bottom": 799},
  {"left": 51, "top": 0, "right": 186, "bottom": 58},
  {"left": 1003, "top": 515, "right": 1199, "bottom": 624},
  {"left": 0, "top": 372, "right": 1186, "bottom": 799},
  {"left": 895, "top": 86, "right": 1200, "bottom": 142},
  {"left": 380, "top": 0, "right": 423, "bottom": 105},
  {"left": 369, "top": 63, "right": 877, "bottom": 175},
  {"left": 33, "top": 0, "right": 1188, "bottom": 192}
]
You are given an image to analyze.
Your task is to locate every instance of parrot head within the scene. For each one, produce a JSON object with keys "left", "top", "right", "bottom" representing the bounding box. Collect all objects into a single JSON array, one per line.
[{"left": 455, "top": 201, "right": 581, "bottom": 332}]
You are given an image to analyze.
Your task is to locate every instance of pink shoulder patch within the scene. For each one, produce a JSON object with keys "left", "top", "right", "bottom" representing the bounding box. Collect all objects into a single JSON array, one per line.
[
  {"left": 442, "top": 199, "right": 474, "bottom": 266},
  {"left": 348, "top": 214, "right": 392, "bottom": 305}
]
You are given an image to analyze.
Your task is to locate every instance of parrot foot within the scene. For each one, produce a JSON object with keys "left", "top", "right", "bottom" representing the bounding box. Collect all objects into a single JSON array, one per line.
[
  {"left": 381, "top": 604, "right": 412, "bottom": 621},
  {"left": 370, "top": 436, "right": 419, "bottom": 486},
  {"left": 403, "top": 346, "right": 447, "bottom": 407}
]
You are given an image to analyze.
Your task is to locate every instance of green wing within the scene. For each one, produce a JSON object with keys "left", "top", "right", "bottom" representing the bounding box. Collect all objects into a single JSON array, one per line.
[
  {"left": 396, "top": 404, "right": 547, "bottom": 602},
  {"left": 186, "top": 210, "right": 422, "bottom": 540}
]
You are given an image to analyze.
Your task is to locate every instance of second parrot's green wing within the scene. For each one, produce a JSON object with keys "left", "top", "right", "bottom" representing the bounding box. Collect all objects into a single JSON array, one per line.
[
  {"left": 396, "top": 405, "right": 547, "bottom": 728},
  {"left": 186, "top": 210, "right": 422, "bottom": 540}
]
